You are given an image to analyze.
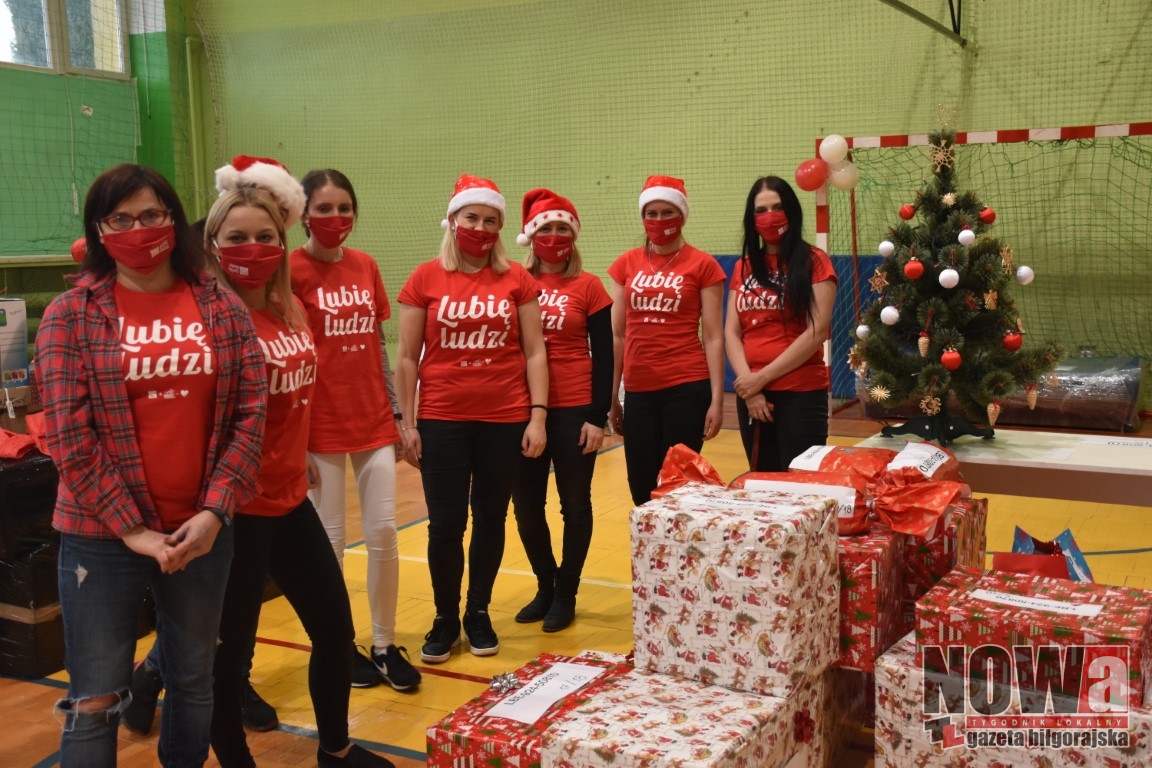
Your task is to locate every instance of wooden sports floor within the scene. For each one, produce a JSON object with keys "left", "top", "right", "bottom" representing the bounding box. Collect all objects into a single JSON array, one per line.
[{"left": 4, "top": 398, "right": 1151, "bottom": 767}]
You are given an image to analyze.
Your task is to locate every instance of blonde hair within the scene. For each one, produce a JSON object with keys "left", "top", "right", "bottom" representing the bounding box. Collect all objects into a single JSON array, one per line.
[
  {"left": 437, "top": 215, "right": 510, "bottom": 275},
  {"left": 204, "top": 187, "right": 308, "bottom": 332},
  {"left": 524, "top": 242, "right": 583, "bottom": 279}
]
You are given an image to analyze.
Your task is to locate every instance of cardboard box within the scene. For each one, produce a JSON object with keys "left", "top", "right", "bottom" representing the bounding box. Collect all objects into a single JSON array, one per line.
[{"left": 0, "top": 299, "right": 29, "bottom": 390}]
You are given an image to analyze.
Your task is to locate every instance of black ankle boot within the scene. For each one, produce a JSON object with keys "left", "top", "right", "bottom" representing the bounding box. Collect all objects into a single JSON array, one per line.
[
  {"left": 542, "top": 597, "right": 575, "bottom": 632},
  {"left": 515, "top": 591, "right": 554, "bottom": 623}
]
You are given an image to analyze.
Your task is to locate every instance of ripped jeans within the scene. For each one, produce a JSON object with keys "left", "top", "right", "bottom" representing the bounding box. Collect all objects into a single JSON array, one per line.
[{"left": 56, "top": 529, "right": 233, "bottom": 767}]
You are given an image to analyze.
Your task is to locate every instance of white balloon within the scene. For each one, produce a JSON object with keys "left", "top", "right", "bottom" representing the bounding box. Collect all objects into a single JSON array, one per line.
[
  {"left": 856, "top": 324, "right": 871, "bottom": 339},
  {"left": 880, "top": 306, "right": 900, "bottom": 325},
  {"left": 829, "top": 160, "right": 859, "bottom": 191},
  {"left": 878, "top": 240, "right": 895, "bottom": 257},
  {"left": 819, "top": 134, "right": 849, "bottom": 165},
  {"left": 939, "top": 268, "right": 960, "bottom": 289},
  {"left": 1016, "top": 265, "right": 1035, "bottom": 285},
  {"left": 958, "top": 228, "right": 976, "bottom": 246}
]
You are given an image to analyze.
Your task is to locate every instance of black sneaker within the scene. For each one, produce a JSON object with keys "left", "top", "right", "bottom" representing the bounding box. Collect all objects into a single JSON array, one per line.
[
  {"left": 317, "top": 743, "right": 396, "bottom": 768},
  {"left": 122, "top": 658, "right": 163, "bottom": 736},
  {"left": 241, "top": 680, "right": 279, "bottom": 731},
  {"left": 463, "top": 610, "right": 500, "bottom": 657},
  {"left": 351, "top": 645, "right": 382, "bottom": 688},
  {"left": 372, "top": 645, "right": 422, "bottom": 691},
  {"left": 420, "top": 615, "right": 460, "bottom": 664}
]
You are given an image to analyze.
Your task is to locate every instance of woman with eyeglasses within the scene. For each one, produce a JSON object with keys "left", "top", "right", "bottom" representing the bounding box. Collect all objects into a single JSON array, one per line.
[{"left": 36, "top": 164, "right": 267, "bottom": 767}]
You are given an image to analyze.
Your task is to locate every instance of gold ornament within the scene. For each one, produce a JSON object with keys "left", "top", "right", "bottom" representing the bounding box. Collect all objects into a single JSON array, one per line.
[
  {"left": 987, "top": 402, "right": 1001, "bottom": 426},
  {"left": 1000, "top": 244, "right": 1015, "bottom": 275},
  {"left": 928, "top": 140, "right": 955, "bottom": 172},
  {"left": 941, "top": 192, "right": 957, "bottom": 207},
  {"left": 983, "top": 290, "right": 998, "bottom": 309},
  {"left": 919, "top": 395, "right": 942, "bottom": 416},
  {"left": 869, "top": 385, "right": 892, "bottom": 403},
  {"left": 1026, "top": 385, "right": 1038, "bottom": 409},
  {"left": 847, "top": 345, "right": 864, "bottom": 371},
  {"left": 1046, "top": 374, "right": 1061, "bottom": 388},
  {"left": 868, "top": 269, "right": 889, "bottom": 294},
  {"left": 918, "top": 335, "right": 930, "bottom": 357}
]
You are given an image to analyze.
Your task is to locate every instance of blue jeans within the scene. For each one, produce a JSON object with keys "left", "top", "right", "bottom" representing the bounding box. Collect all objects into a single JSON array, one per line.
[
  {"left": 56, "top": 528, "right": 234, "bottom": 768},
  {"left": 511, "top": 406, "right": 597, "bottom": 599}
]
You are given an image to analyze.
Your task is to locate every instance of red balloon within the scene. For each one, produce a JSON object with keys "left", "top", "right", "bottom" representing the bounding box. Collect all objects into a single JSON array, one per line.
[
  {"left": 70, "top": 237, "right": 86, "bottom": 263},
  {"left": 979, "top": 208, "right": 996, "bottom": 224},
  {"left": 903, "top": 259, "right": 925, "bottom": 280},
  {"left": 899, "top": 204, "right": 916, "bottom": 220},
  {"left": 794, "top": 158, "right": 828, "bottom": 192},
  {"left": 1002, "top": 331, "right": 1023, "bottom": 351},
  {"left": 941, "top": 349, "right": 962, "bottom": 371}
]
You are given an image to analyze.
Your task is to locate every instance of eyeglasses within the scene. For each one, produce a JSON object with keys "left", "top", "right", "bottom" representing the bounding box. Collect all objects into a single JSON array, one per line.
[{"left": 100, "top": 208, "right": 171, "bottom": 232}]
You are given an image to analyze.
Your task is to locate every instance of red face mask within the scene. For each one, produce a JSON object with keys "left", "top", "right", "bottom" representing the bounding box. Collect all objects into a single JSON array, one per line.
[
  {"left": 533, "top": 234, "right": 575, "bottom": 264},
  {"left": 455, "top": 226, "right": 499, "bottom": 258},
  {"left": 101, "top": 224, "right": 176, "bottom": 274},
  {"left": 308, "top": 215, "right": 355, "bottom": 248},
  {"left": 755, "top": 210, "right": 789, "bottom": 244},
  {"left": 643, "top": 216, "right": 683, "bottom": 247},
  {"left": 216, "top": 242, "right": 284, "bottom": 288}
]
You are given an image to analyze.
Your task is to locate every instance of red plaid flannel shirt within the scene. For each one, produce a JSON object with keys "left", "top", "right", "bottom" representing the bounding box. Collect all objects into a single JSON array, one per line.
[{"left": 36, "top": 271, "right": 268, "bottom": 539}]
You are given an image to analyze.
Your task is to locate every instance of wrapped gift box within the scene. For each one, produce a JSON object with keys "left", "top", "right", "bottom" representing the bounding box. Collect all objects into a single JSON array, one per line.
[
  {"left": 0, "top": 452, "right": 58, "bottom": 560},
  {"left": 541, "top": 667, "right": 826, "bottom": 768},
  {"left": 838, "top": 524, "right": 906, "bottom": 672},
  {"left": 426, "top": 653, "right": 626, "bottom": 767},
  {"left": 631, "top": 484, "right": 839, "bottom": 699},
  {"left": 902, "top": 497, "right": 988, "bottom": 629},
  {"left": 0, "top": 541, "right": 58, "bottom": 608},
  {"left": 916, "top": 566, "right": 1152, "bottom": 707},
  {"left": 876, "top": 633, "right": 1152, "bottom": 767},
  {"left": 0, "top": 602, "right": 63, "bottom": 678}
]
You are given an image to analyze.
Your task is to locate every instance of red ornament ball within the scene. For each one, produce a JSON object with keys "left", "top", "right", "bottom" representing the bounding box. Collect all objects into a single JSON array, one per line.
[
  {"left": 941, "top": 349, "right": 962, "bottom": 371},
  {"left": 899, "top": 204, "right": 916, "bottom": 221},
  {"left": 1002, "top": 331, "right": 1023, "bottom": 351},
  {"left": 979, "top": 207, "right": 996, "bottom": 224},
  {"left": 903, "top": 259, "right": 925, "bottom": 280}
]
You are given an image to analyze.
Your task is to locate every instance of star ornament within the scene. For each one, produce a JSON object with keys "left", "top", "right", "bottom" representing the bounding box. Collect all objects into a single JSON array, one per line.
[
  {"left": 919, "top": 395, "right": 942, "bottom": 416},
  {"left": 869, "top": 268, "right": 889, "bottom": 294},
  {"left": 941, "top": 192, "right": 957, "bottom": 207},
  {"left": 868, "top": 385, "right": 892, "bottom": 402},
  {"left": 928, "top": 141, "right": 955, "bottom": 172}
]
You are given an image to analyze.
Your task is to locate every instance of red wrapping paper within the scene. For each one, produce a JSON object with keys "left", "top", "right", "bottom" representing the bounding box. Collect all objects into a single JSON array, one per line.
[
  {"left": 901, "top": 497, "right": 988, "bottom": 629},
  {"left": 788, "top": 444, "right": 896, "bottom": 485},
  {"left": 869, "top": 474, "right": 968, "bottom": 539},
  {"left": 884, "top": 441, "right": 966, "bottom": 484},
  {"left": 837, "top": 523, "right": 906, "bottom": 672},
  {"left": 652, "top": 443, "right": 724, "bottom": 498}
]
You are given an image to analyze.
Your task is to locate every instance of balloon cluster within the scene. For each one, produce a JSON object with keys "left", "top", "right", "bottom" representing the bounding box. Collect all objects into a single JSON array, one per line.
[{"left": 795, "top": 135, "right": 858, "bottom": 192}]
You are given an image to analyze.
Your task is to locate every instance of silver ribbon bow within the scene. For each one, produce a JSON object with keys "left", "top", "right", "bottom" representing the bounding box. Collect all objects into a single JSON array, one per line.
[{"left": 490, "top": 672, "right": 521, "bottom": 694}]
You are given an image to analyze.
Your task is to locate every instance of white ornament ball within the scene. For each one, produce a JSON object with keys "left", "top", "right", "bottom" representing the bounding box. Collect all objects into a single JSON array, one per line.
[
  {"left": 880, "top": 306, "right": 900, "bottom": 326},
  {"left": 878, "top": 240, "right": 895, "bottom": 257},
  {"left": 818, "top": 134, "right": 849, "bottom": 165},
  {"left": 958, "top": 228, "right": 976, "bottom": 246},
  {"left": 856, "top": 323, "right": 871, "bottom": 339},
  {"left": 939, "top": 268, "right": 960, "bottom": 289},
  {"left": 828, "top": 160, "right": 859, "bottom": 191},
  {"left": 1016, "top": 265, "right": 1035, "bottom": 285}
]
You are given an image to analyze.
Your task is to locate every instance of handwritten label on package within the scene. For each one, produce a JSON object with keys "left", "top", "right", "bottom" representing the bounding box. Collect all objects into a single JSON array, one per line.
[
  {"left": 969, "top": 588, "right": 1104, "bottom": 618},
  {"left": 484, "top": 663, "right": 607, "bottom": 724}
]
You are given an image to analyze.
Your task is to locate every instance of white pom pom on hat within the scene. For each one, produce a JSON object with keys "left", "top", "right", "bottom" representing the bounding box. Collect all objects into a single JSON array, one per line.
[
  {"left": 638, "top": 175, "right": 689, "bottom": 220},
  {"left": 214, "top": 155, "right": 305, "bottom": 228},
  {"left": 516, "top": 188, "right": 580, "bottom": 247},
  {"left": 442, "top": 174, "right": 505, "bottom": 230}
]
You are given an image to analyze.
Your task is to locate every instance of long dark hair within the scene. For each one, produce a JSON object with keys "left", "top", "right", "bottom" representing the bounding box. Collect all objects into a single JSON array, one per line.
[
  {"left": 740, "top": 175, "right": 815, "bottom": 322},
  {"left": 82, "top": 164, "right": 204, "bottom": 282},
  {"left": 300, "top": 169, "right": 359, "bottom": 236}
]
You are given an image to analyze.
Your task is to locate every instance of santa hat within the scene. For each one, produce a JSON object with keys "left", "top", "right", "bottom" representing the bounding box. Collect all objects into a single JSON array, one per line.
[
  {"left": 515, "top": 188, "right": 580, "bottom": 246},
  {"left": 638, "top": 175, "right": 689, "bottom": 220},
  {"left": 441, "top": 174, "right": 505, "bottom": 229},
  {"left": 214, "top": 155, "right": 305, "bottom": 228}
]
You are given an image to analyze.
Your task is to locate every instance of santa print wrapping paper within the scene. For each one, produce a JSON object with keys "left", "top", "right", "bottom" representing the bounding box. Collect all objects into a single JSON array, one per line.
[
  {"left": 902, "top": 497, "right": 988, "bottom": 629},
  {"left": 916, "top": 566, "right": 1152, "bottom": 707},
  {"left": 540, "top": 667, "right": 826, "bottom": 768},
  {"left": 876, "top": 633, "right": 1151, "bottom": 767},
  {"left": 838, "top": 523, "right": 906, "bottom": 672},
  {"left": 425, "top": 653, "right": 627, "bottom": 767},
  {"left": 630, "top": 483, "right": 839, "bottom": 699}
]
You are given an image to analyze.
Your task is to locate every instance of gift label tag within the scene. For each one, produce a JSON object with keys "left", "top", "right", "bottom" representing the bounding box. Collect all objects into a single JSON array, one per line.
[
  {"left": 741, "top": 479, "right": 854, "bottom": 520},
  {"left": 789, "top": 445, "right": 836, "bottom": 471},
  {"left": 970, "top": 588, "right": 1104, "bottom": 617},
  {"left": 484, "top": 662, "right": 607, "bottom": 724},
  {"left": 889, "top": 443, "right": 951, "bottom": 479}
]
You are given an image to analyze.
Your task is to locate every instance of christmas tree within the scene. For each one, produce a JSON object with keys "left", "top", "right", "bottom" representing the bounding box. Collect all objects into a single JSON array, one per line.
[{"left": 848, "top": 130, "right": 1063, "bottom": 444}]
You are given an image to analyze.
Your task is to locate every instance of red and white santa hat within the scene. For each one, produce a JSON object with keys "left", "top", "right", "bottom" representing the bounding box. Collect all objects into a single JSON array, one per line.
[
  {"left": 638, "top": 175, "right": 689, "bottom": 220},
  {"left": 214, "top": 155, "right": 305, "bottom": 228},
  {"left": 441, "top": 174, "right": 505, "bottom": 229},
  {"left": 515, "top": 188, "right": 580, "bottom": 246}
]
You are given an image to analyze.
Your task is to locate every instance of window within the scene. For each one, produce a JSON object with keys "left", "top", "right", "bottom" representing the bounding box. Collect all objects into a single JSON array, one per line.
[{"left": 1, "top": 0, "right": 127, "bottom": 77}]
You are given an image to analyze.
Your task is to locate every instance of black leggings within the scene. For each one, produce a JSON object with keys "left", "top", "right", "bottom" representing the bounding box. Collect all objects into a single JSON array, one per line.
[
  {"left": 622, "top": 379, "right": 711, "bottom": 506},
  {"left": 736, "top": 388, "right": 829, "bottom": 472}
]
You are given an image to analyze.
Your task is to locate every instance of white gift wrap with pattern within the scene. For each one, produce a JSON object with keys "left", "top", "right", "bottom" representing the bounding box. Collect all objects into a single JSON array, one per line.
[
  {"left": 540, "top": 667, "right": 825, "bottom": 768},
  {"left": 630, "top": 483, "right": 839, "bottom": 699}
]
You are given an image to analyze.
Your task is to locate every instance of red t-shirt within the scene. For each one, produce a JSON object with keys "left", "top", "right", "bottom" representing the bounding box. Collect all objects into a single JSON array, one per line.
[
  {"left": 245, "top": 304, "right": 316, "bottom": 517},
  {"left": 399, "top": 260, "right": 538, "bottom": 422},
  {"left": 728, "top": 247, "right": 837, "bottom": 391},
  {"left": 115, "top": 281, "right": 216, "bottom": 531},
  {"left": 536, "top": 271, "right": 613, "bottom": 409},
  {"left": 607, "top": 244, "right": 726, "bottom": 392},
  {"left": 290, "top": 247, "right": 399, "bottom": 453}
]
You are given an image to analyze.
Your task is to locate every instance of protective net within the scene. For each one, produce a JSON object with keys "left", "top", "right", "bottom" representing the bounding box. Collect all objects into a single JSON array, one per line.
[{"left": 826, "top": 133, "right": 1152, "bottom": 407}]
